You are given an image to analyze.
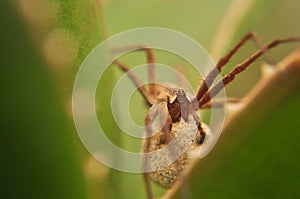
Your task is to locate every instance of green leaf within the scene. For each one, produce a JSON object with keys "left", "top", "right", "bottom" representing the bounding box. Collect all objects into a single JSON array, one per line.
[
  {"left": 1, "top": 0, "right": 109, "bottom": 198},
  {"left": 0, "top": 1, "right": 87, "bottom": 198}
]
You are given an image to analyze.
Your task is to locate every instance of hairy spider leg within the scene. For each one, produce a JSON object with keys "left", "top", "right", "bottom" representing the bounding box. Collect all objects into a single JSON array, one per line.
[
  {"left": 112, "top": 46, "right": 156, "bottom": 105},
  {"left": 200, "top": 98, "right": 241, "bottom": 109},
  {"left": 195, "top": 32, "right": 270, "bottom": 104},
  {"left": 190, "top": 112, "right": 206, "bottom": 144},
  {"left": 198, "top": 37, "right": 300, "bottom": 108}
]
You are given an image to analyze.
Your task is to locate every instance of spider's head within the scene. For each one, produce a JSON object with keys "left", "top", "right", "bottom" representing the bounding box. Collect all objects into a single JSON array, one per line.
[{"left": 167, "top": 87, "right": 191, "bottom": 123}]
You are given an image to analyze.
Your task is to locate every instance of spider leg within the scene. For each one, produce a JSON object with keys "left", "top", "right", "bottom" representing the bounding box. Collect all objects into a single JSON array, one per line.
[
  {"left": 143, "top": 173, "right": 152, "bottom": 199},
  {"left": 143, "top": 48, "right": 156, "bottom": 96},
  {"left": 200, "top": 97, "right": 241, "bottom": 109},
  {"left": 175, "top": 65, "right": 188, "bottom": 89},
  {"left": 142, "top": 112, "right": 154, "bottom": 199},
  {"left": 191, "top": 112, "right": 206, "bottom": 144},
  {"left": 198, "top": 37, "right": 300, "bottom": 107},
  {"left": 113, "top": 60, "right": 153, "bottom": 106},
  {"left": 195, "top": 32, "right": 269, "bottom": 104},
  {"left": 112, "top": 46, "right": 157, "bottom": 105}
]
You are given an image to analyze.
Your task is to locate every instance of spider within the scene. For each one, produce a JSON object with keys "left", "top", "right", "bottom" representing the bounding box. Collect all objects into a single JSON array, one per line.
[{"left": 112, "top": 32, "right": 300, "bottom": 199}]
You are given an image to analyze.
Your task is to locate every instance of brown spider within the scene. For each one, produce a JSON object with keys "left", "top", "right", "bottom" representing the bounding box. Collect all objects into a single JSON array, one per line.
[{"left": 113, "top": 32, "right": 300, "bottom": 199}]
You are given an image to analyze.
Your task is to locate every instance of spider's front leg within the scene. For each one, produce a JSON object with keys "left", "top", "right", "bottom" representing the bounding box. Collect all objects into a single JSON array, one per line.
[
  {"left": 193, "top": 33, "right": 300, "bottom": 109},
  {"left": 113, "top": 46, "right": 161, "bottom": 199},
  {"left": 142, "top": 112, "right": 154, "bottom": 199},
  {"left": 195, "top": 32, "right": 266, "bottom": 102},
  {"left": 198, "top": 37, "right": 300, "bottom": 107},
  {"left": 112, "top": 46, "right": 157, "bottom": 105}
]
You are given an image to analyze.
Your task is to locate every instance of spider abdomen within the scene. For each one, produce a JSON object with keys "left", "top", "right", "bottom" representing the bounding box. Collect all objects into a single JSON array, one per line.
[{"left": 143, "top": 100, "right": 203, "bottom": 188}]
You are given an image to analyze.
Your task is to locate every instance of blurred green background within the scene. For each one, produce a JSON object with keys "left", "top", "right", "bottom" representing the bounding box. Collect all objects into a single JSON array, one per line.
[{"left": 1, "top": 0, "right": 300, "bottom": 199}]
